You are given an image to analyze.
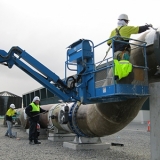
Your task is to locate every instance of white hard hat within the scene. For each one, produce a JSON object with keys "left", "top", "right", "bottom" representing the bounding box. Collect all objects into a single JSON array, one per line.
[
  {"left": 10, "top": 104, "right": 15, "bottom": 109},
  {"left": 32, "top": 96, "right": 40, "bottom": 102},
  {"left": 118, "top": 14, "right": 129, "bottom": 21}
]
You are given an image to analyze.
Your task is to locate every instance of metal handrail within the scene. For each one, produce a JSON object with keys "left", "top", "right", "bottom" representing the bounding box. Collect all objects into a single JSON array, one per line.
[{"left": 65, "top": 37, "right": 148, "bottom": 83}]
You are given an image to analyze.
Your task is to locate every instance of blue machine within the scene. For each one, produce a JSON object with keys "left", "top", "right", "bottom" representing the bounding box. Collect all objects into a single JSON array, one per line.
[{"left": 0, "top": 37, "right": 149, "bottom": 104}]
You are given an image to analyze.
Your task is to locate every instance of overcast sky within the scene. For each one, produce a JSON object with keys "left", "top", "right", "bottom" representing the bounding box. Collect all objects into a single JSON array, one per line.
[{"left": 0, "top": 0, "right": 159, "bottom": 97}]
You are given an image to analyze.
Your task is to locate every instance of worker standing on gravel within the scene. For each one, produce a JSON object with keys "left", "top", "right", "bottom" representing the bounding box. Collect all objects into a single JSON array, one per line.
[
  {"left": 107, "top": 13, "right": 152, "bottom": 61},
  {"left": 5, "top": 104, "right": 17, "bottom": 138},
  {"left": 25, "top": 96, "right": 48, "bottom": 145}
]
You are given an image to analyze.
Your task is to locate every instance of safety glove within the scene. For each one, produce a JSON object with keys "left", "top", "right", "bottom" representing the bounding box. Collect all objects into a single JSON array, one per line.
[{"left": 146, "top": 23, "right": 153, "bottom": 28}]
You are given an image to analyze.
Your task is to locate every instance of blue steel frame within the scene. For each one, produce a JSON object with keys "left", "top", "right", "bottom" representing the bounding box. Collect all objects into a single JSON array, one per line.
[
  {"left": 0, "top": 37, "right": 149, "bottom": 105},
  {"left": 66, "top": 37, "right": 149, "bottom": 103}
]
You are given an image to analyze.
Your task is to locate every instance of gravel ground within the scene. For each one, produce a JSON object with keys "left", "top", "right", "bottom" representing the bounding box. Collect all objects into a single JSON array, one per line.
[{"left": 0, "top": 120, "right": 150, "bottom": 160}]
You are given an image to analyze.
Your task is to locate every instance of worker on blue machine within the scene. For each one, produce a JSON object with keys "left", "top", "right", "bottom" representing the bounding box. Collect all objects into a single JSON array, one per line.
[
  {"left": 107, "top": 13, "right": 152, "bottom": 61},
  {"left": 25, "top": 96, "right": 48, "bottom": 145},
  {"left": 5, "top": 104, "right": 17, "bottom": 138}
]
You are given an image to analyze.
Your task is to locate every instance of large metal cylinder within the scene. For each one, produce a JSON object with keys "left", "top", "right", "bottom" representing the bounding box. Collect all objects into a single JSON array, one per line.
[
  {"left": 76, "top": 98, "right": 147, "bottom": 136},
  {"left": 50, "top": 103, "right": 75, "bottom": 133},
  {"left": 130, "top": 28, "right": 160, "bottom": 81},
  {"left": 19, "top": 108, "right": 29, "bottom": 129},
  {"left": 18, "top": 104, "right": 53, "bottom": 129},
  {"left": 39, "top": 104, "right": 53, "bottom": 128}
]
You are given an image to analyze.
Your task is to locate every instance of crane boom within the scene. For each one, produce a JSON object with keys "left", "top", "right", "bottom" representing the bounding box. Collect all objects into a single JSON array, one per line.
[{"left": 0, "top": 46, "right": 74, "bottom": 102}]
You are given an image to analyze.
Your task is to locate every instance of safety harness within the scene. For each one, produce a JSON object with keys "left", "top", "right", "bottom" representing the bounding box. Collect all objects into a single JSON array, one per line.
[
  {"left": 115, "top": 26, "right": 124, "bottom": 41},
  {"left": 115, "top": 26, "right": 130, "bottom": 61}
]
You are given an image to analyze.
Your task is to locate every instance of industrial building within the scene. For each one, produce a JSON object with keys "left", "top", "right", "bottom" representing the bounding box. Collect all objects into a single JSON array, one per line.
[{"left": 0, "top": 91, "right": 22, "bottom": 115}]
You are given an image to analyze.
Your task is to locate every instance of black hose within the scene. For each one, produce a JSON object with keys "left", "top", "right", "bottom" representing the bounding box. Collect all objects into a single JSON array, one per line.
[{"left": 66, "top": 67, "right": 86, "bottom": 89}]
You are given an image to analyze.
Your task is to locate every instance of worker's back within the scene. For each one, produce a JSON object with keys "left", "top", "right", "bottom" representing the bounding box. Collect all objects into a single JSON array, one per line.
[{"left": 107, "top": 13, "right": 152, "bottom": 57}]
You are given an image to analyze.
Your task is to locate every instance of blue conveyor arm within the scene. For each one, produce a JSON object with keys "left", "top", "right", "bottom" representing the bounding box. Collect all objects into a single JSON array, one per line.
[{"left": 0, "top": 46, "right": 74, "bottom": 102}]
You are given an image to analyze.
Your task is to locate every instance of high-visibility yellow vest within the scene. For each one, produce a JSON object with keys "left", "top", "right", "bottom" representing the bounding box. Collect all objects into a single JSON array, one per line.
[
  {"left": 6, "top": 108, "right": 16, "bottom": 116},
  {"left": 114, "top": 59, "right": 132, "bottom": 80},
  {"left": 107, "top": 26, "right": 139, "bottom": 45},
  {"left": 30, "top": 102, "right": 40, "bottom": 112}
]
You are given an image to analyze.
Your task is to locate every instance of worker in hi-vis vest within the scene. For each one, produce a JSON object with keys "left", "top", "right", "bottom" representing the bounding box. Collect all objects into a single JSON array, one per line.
[
  {"left": 107, "top": 13, "right": 152, "bottom": 61},
  {"left": 25, "top": 96, "right": 48, "bottom": 145},
  {"left": 5, "top": 104, "right": 17, "bottom": 138}
]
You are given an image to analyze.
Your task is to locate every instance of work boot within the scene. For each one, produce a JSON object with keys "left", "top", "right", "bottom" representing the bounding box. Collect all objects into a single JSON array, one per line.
[
  {"left": 34, "top": 141, "right": 41, "bottom": 144},
  {"left": 29, "top": 141, "right": 34, "bottom": 145}
]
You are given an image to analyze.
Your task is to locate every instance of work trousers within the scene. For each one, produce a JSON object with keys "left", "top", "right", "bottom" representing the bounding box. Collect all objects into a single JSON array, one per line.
[
  {"left": 114, "top": 50, "right": 130, "bottom": 61},
  {"left": 5, "top": 120, "right": 13, "bottom": 137},
  {"left": 29, "top": 119, "right": 38, "bottom": 142}
]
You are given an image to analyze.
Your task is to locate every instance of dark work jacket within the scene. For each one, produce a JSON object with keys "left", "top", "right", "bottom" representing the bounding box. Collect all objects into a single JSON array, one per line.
[
  {"left": 25, "top": 103, "right": 46, "bottom": 122},
  {"left": 6, "top": 115, "right": 13, "bottom": 122},
  {"left": 114, "top": 39, "right": 130, "bottom": 52}
]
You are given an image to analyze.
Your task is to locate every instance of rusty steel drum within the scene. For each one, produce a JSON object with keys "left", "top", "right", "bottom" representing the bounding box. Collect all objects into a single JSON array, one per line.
[{"left": 39, "top": 104, "right": 53, "bottom": 128}]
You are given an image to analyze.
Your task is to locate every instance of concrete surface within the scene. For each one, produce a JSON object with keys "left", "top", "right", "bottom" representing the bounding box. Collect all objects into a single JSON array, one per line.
[{"left": 0, "top": 119, "right": 150, "bottom": 160}]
